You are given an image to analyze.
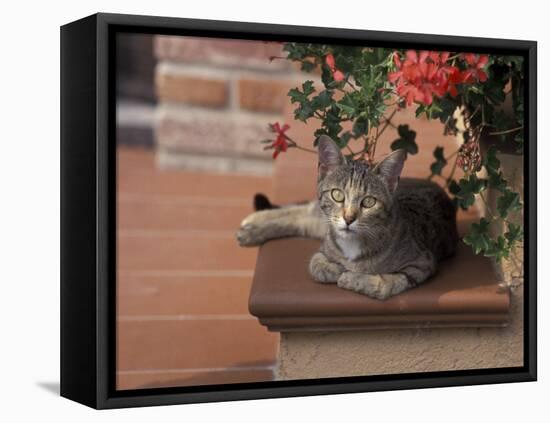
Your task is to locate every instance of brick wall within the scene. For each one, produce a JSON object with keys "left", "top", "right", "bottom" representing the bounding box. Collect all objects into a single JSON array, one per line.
[
  {"left": 116, "top": 33, "right": 156, "bottom": 147},
  {"left": 153, "top": 36, "right": 306, "bottom": 175}
]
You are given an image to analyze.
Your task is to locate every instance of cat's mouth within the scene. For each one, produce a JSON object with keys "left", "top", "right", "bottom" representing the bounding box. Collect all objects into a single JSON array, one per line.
[{"left": 338, "top": 226, "right": 356, "bottom": 235}]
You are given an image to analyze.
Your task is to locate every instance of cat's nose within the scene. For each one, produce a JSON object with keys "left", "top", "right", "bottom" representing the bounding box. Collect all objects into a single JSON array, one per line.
[{"left": 343, "top": 214, "right": 356, "bottom": 226}]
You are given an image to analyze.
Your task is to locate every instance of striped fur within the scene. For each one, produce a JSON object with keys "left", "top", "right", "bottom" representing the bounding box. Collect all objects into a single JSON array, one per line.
[{"left": 237, "top": 136, "right": 458, "bottom": 300}]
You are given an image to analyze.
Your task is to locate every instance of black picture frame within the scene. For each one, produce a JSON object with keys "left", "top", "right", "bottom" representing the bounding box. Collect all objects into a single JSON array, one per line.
[{"left": 60, "top": 12, "right": 537, "bottom": 409}]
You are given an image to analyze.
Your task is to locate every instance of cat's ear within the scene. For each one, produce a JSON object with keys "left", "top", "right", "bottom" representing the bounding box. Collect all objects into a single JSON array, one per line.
[
  {"left": 373, "top": 149, "right": 407, "bottom": 193},
  {"left": 317, "top": 135, "right": 344, "bottom": 179}
]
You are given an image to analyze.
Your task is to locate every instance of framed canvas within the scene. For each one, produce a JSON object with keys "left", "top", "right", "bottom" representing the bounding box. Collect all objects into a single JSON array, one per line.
[{"left": 60, "top": 13, "right": 537, "bottom": 409}]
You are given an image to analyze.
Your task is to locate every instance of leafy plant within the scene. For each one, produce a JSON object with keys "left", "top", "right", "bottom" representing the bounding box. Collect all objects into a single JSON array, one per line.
[{"left": 261, "top": 44, "right": 524, "bottom": 265}]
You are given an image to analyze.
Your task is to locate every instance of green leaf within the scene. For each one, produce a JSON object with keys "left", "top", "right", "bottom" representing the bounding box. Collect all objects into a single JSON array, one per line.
[
  {"left": 294, "top": 102, "right": 315, "bottom": 122},
  {"left": 302, "top": 80, "right": 315, "bottom": 96},
  {"left": 464, "top": 174, "right": 487, "bottom": 194},
  {"left": 463, "top": 218, "right": 491, "bottom": 255},
  {"left": 311, "top": 90, "right": 333, "bottom": 110},
  {"left": 337, "top": 132, "right": 352, "bottom": 148},
  {"left": 496, "top": 190, "right": 522, "bottom": 218},
  {"left": 430, "top": 146, "right": 447, "bottom": 176},
  {"left": 483, "top": 146, "right": 501, "bottom": 174},
  {"left": 514, "top": 132, "right": 524, "bottom": 154},
  {"left": 483, "top": 147, "right": 508, "bottom": 191},
  {"left": 323, "top": 105, "right": 344, "bottom": 139},
  {"left": 390, "top": 124, "right": 418, "bottom": 155},
  {"left": 448, "top": 180, "right": 460, "bottom": 195},
  {"left": 504, "top": 223, "right": 524, "bottom": 245},
  {"left": 335, "top": 104, "right": 354, "bottom": 115},
  {"left": 430, "top": 97, "right": 457, "bottom": 125},
  {"left": 288, "top": 80, "right": 316, "bottom": 104},
  {"left": 288, "top": 88, "right": 302, "bottom": 104},
  {"left": 415, "top": 104, "right": 427, "bottom": 118},
  {"left": 451, "top": 174, "right": 487, "bottom": 209},
  {"left": 321, "top": 65, "right": 334, "bottom": 87},
  {"left": 335, "top": 95, "right": 357, "bottom": 117},
  {"left": 300, "top": 60, "right": 316, "bottom": 73},
  {"left": 487, "top": 172, "right": 508, "bottom": 192},
  {"left": 484, "top": 236, "right": 510, "bottom": 262},
  {"left": 352, "top": 118, "right": 369, "bottom": 138}
]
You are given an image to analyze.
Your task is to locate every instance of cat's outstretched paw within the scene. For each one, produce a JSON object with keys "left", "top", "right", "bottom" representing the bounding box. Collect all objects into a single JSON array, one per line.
[
  {"left": 337, "top": 272, "right": 409, "bottom": 300},
  {"left": 236, "top": 224, "right": 263, "bottom": 247},
  {"left": 240, "top": 210, "right": 276, "bottom": 227}
]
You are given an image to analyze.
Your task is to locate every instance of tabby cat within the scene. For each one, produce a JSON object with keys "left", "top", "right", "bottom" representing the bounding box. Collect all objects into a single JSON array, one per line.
[{"left": 237, "top": 135, "right": 458, "bottom": 300}]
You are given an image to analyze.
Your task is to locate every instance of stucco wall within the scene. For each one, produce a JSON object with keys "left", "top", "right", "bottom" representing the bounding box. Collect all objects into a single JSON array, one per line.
[{"left": 276, "top": 286, "right": 522, "bottom": 379}]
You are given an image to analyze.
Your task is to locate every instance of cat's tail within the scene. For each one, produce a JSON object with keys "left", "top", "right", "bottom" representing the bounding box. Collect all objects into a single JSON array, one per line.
[{"left": 253, "top": 193, "right": 279, "bottom": 211}]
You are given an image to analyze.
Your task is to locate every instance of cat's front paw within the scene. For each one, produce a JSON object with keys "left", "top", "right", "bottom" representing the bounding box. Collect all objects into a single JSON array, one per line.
[
  {"left": 337, "top": 272, "right": 391, "bottom": 300},
  {"left": 309, "top": 252, "right": 344, "bottom": 283},
  {"left": 236, "top": 224, "right": 264, "bottom": 247},
  {"left": 337, "top": 272, "right": 397, "bottom": 300}
]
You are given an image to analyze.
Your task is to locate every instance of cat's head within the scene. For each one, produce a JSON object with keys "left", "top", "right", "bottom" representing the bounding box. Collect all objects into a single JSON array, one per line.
[{"left": 316, "top": 135, "right": 407, "bottom": 238}]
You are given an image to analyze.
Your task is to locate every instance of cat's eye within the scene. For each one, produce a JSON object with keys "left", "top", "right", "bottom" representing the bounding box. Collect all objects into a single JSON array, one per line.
[
  {"left": 331, "top": 189, "right": 345, "bottom": 203},
  {"left": 361, "top": 196, "right": 376, "bottom": 208}
]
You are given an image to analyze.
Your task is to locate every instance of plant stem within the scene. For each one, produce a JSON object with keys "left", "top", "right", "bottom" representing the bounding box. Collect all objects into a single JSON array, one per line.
[
  {"left": 370, "top": 127, "right": 380, "bottom": 159},
  {"left": 268, "top": 55, "right": 287, "bottom": 62},
  {"left": 447, "top": 148, "right": 460, "bottom": 160},
  {"left": 487, "top": 126, "right": 524, "bottom": 136},
  {"left": 478, "top": 191, "right": 497, "bottom": 221},
  {"left": 292, "top": 145, "right": 317, "bottom": 154},
  {"left": 346, "top": 80, "right": 358, "bottom": 92},
  {"left": 377, "top": 109, "right": 398, "bottom": 139},
  {"left": 346, "top": 145, "right": 356, "bottom": 155},
  {"left": 446, "top": 152, "right": 459, "bottom": 186},
  {"left": 363, "top": 135, "right": 371, "bottom": 159},
  {"left": 283, "top": 135, "right": 317, "bottom": 154},
  {"left": 466, "top": 105, "right": 481, "bottom": 123}
]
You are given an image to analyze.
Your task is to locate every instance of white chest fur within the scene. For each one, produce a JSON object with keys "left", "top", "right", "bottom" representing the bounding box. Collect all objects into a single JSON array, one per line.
[{"left": 336, "top": 236, "right": 363, "bottom": 261}]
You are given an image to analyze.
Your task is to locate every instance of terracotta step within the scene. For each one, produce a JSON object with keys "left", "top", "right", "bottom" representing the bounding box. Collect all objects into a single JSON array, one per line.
[
  {"left": 117, "top": 199, "right": 253, "bottom": 231},
  {"left": 118, "top": 232, "right": 256, "bottom": 271},
  {"left": 117, "top": 367, "right": 274, "bottom": 390},
  {"left": 117, "top": 319, "right": 278, "bottom": 371},
  {"left": 117, "top": 274, "right": 254, "bottom": 316},
  {"left": 249, "top": 234, "right": 508, "bottom": 331}
]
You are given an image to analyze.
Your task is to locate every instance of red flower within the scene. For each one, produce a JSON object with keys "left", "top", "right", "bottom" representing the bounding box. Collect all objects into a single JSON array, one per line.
[
  {"left": 444, "top": 66, "right": 464, "bottom": 97},
  {"left": 325, "top": 53, "right": 336, "bottom": 69},
  {"left": 388, "top": 50, "right": 488, "bottom": 106},
  {"left": 325, "top": 53, "right": 345, "bottom": 82},
  {"left": 269, "top": 122, "right": 290, "bottom": 159},
  {"left": 389, "top": 50, "right": 454, "bottom": 106},
  {"left": 332, "top": 70, "right": 345, "bottom": 81},
  {"left": 461, "top": 53, "right": 489, "bottom": 83}
]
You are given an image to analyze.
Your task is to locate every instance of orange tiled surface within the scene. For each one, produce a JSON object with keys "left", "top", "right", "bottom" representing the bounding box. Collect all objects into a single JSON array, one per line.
[
  {"left": 116, "top": 147, "right": 279, "bottom": 390},
  {"left": 116, "top": 100, "right": 471, "bottom": 390}
]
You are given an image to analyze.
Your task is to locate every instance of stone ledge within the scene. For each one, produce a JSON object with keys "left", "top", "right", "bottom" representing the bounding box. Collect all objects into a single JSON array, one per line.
[{"left": 249, "top": 227, "right": 510, "bottom": 332}]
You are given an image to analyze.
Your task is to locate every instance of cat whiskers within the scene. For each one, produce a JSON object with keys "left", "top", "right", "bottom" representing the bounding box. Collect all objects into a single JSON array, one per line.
[{"left": 353, "top": 224, "right": 379, "bottom": 239}]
